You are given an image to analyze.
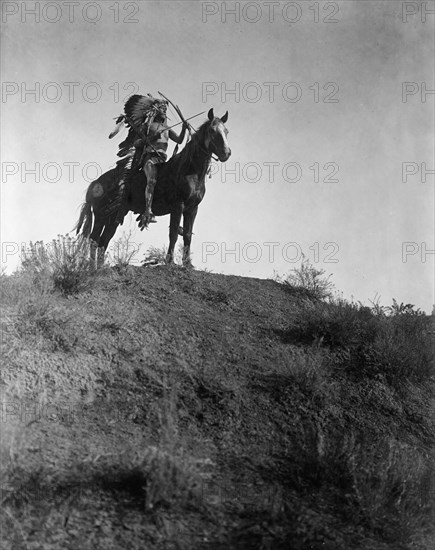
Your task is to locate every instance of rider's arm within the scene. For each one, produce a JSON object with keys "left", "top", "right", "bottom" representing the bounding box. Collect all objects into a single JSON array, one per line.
[{"left": 168, "top": 122, "right": 188, "bottom": 144}]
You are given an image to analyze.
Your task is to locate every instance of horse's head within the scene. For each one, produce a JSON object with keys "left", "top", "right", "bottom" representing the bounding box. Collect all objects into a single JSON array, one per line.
[{"left": 205, "top": 108, "right": 231, "bottom": 162}]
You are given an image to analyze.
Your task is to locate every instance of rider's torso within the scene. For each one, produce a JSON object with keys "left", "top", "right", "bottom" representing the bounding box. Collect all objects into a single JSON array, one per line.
[{"left": 146, "top": 121, "right": 169, "bottom": 154}]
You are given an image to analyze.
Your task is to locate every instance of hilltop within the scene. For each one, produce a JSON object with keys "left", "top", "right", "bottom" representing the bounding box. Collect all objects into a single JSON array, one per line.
[{"left": 1, "top": 260, "right": 434, "bottom": 549}]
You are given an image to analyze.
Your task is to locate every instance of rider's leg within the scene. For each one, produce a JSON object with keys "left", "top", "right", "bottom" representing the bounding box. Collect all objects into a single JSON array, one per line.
[{"left": 143, "top": 158, "right": 157, "bottom": 225}]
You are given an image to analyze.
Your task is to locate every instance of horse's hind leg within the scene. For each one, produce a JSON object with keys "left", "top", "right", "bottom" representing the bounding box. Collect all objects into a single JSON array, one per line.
[
  {"left": 97, "top": 219, "right": 119, "bottom": 267},
  {"left": 166, "top": 208, "right": 183, "bottom": 264},
  {"left": 89, "top": 215, "right": 105, "bottom": 269}
]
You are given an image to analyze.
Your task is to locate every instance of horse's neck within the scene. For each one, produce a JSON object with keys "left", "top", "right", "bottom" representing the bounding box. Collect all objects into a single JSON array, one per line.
[{"left": 187, "top": 136, "right": 211, "bottom": 178}]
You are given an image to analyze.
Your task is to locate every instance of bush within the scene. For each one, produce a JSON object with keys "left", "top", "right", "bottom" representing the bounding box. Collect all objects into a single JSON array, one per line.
[
  {"left": 107, "top": 228, "right": 141, "bottom": 267},
  {"left": 143, "top": 243, "right": 183, "bottom": 266},
  {"left": 277, "top": 257, "right": 335, "bottom": 302},
  {"left": 364, "top": 312, "right": 434, "bottom": 384},
  {"left": 286, "top": 297, "right": 434, "bottom": 386},
  {"left": 288, "top": 297, "right": 379, "bottom": 349},
  {"left": 20, "top": 235, "right": 93, "bottom": 295}
]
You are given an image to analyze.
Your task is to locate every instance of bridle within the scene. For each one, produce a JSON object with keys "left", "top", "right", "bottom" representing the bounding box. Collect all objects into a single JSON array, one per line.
[{"left": 188, "top": 120, "right": 221, "bottom": 162}]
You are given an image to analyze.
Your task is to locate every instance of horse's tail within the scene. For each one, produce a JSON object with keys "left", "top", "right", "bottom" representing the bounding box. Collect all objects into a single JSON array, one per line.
[{"left": 74, "top": 201, "right": 93, "bottom": 237}]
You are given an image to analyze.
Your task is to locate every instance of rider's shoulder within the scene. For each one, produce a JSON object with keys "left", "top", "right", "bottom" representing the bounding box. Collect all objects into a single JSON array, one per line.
[{"left": 150, "top": 120, "right": 167, "bottom": 130}]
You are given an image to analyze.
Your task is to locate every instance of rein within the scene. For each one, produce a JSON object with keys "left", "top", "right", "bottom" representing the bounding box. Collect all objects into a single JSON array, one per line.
[{"left": 188, "top": 124, "right": 219, "bottom": 162}]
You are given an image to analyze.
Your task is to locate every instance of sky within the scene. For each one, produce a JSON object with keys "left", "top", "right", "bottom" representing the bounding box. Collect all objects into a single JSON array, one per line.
[{"left": 1, "top": 0, "right": 434, "bottom": 311}]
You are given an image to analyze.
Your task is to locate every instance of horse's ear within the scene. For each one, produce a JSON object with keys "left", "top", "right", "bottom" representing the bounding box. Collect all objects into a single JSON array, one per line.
[
  {"left": 208, "top": 108, "right": 214, "bottom": 121},
  {"left": 220, "top": 111, "right": 228, "bottom": 123}
]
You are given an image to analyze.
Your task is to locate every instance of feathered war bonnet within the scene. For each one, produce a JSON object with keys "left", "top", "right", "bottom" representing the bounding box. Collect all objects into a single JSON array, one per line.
[{"left": 109, "top": 94, "right": 168, "bottom": 140}]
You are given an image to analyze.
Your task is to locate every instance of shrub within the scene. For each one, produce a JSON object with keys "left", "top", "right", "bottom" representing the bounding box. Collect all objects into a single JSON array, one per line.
[
  {"left": 288, "top": 297, "right": 379, "bottom": 349},
  {"left": 366, "top": 312, "right": 434, "bottom": 384},
  {"left": 277, "top": 257, "right": 334, "bottom": 301},
  {"left": 143, "top": 243, "right": 183, "bottom": 266},
  {"left": 20, "top": 235, "right": 93, "bottom": 295},
  {"left": 387, "top": 298, "right": 424, "bottom": 316},
  {"left": 107, "top": 228, "right": 141, "bottom": 267},
  {"left": 286, "top": 297, "right": 434, "bottom": 385}
]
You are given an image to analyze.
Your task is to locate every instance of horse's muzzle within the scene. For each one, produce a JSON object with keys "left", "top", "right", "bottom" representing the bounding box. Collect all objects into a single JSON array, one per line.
[{"left": 220, "top": 148, "right": 231, "bottom": 162}]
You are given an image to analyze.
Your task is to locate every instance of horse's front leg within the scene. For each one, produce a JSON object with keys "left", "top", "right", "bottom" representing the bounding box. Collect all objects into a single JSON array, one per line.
[
  {"left": 166, "top": 207, "right": 183, "bottom": 264},
  {"left": 182, "top": 206, "right": 198, "bottom": 268}
]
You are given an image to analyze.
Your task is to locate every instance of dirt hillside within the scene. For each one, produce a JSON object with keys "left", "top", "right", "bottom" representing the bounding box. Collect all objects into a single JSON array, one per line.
[{"left": 1, "top": 264, "right": 433, "bottom": 549}]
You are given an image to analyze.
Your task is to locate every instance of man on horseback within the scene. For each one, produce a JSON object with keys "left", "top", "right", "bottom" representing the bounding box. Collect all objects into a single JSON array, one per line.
[
  {"left": 138, "top": 101, "right": 188, "bottom": 228},
  {"left": 109, "top": 94, "right": 188, "bottom": 228},
  {"left": 77, "top": 107, "right": 230, "bottom": 268}
]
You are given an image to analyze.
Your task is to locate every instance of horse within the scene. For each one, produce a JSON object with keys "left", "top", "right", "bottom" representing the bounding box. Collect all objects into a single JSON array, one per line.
[{"left": 75, "top": 109, "right": 231, "bottom": 267}]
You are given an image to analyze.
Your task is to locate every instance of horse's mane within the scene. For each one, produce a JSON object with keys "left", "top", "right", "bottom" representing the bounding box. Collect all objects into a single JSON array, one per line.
[{"left": 165, "top": 119, "right": 211, "bottom": 179}]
